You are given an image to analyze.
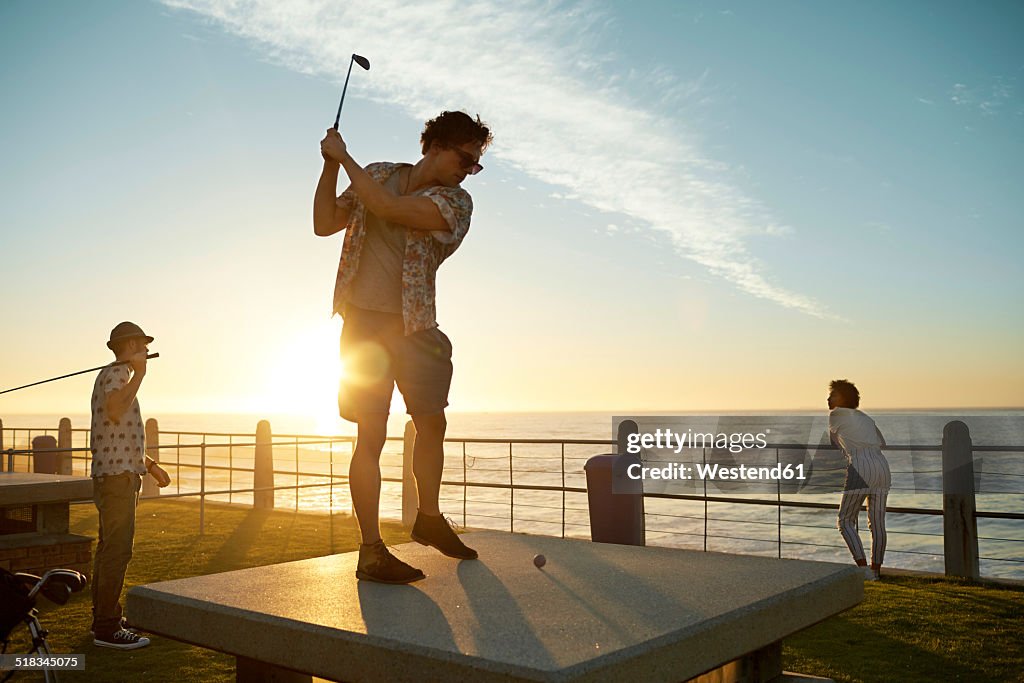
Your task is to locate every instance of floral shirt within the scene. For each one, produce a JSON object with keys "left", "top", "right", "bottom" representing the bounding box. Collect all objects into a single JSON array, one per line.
[
  {"left": 89, "top": 364, "right": 147, "bottom": 477},
  {"left": 332, "top": 162, "right": 473, "bottom": 335}
]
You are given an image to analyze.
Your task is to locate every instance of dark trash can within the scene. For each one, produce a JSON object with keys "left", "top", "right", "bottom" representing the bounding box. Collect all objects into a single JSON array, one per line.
[
  {"left": 584, "top": 452, "right": 645, "bottom": 546},
  {"left": 31, "top": 435, "right": 60, "bottom": 474}
]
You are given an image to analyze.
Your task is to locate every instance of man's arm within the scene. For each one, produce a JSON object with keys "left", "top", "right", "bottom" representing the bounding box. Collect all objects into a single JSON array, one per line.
[
  {"left": 144, "top": 455, "right": 172, "bottom": 487},
  {"left": 321, "top": 129, "right": 451, "bottom": 232},
  {"left": 104, "top": 357, "right": 145, "bottom": 423},
  {"left": 313, "top": 158, "right": 353, "bottom": 237}
]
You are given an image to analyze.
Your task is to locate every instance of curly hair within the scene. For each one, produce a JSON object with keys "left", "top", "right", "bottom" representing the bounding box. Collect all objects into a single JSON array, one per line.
[
  {"left": 421, "top": 111, "right": 493, "bottom": 155},
  {"left": 829, "top": 379, "right": 861, "bottom": 409}
]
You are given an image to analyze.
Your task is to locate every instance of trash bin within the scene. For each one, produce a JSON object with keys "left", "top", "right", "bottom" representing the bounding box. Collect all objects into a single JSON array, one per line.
[
  {"left": 584, "top": 452, "right": 645, "bottom": 546},
  {"left": 32, "top": 435, "right": 60, "bottom": 474}
]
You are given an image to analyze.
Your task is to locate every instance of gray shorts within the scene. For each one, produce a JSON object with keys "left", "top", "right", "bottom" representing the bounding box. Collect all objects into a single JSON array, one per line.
[{"left": 338, "top": 305, "right": 453, "bottom": 422}]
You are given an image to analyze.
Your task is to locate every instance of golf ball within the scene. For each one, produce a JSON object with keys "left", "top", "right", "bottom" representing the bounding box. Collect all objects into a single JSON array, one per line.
[{"left": 533, "top": 554, "right": 546, "bottom": 568}]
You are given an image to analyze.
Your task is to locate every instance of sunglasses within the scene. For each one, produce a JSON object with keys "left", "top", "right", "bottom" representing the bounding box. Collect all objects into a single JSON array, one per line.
[{"left": 450, "top": 146, "right": 483, "bottom": 175}]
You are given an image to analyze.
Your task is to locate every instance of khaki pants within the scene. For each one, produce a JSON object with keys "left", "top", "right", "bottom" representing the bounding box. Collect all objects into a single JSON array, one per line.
[{"left": 91, "top": 472, "right": 141, "bottom": 633}]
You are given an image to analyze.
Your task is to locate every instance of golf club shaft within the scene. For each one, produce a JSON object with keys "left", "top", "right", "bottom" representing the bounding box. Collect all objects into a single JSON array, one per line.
[
  {"left": 0, "top": 353, "right": 160, "bottom": 396},
  {"left": 333, "top": 58, "right": 356, "bottom": 130}
]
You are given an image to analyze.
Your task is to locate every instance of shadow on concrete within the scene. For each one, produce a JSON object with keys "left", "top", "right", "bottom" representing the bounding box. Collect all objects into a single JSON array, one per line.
[
  {"left": 356, "top": 580, "right": 457, "bottom": 651},
  {"left": 456, "top": 560, "right": 558, "bottom": 669}
]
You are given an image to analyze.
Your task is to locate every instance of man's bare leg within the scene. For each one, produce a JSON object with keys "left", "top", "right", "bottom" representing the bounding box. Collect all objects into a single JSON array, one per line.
[
  {"left": 412, "top": 411, "right": 446, "bottom": 516},
  {"left": 349, "top": 414, "right": 388, "bottom": 545}
]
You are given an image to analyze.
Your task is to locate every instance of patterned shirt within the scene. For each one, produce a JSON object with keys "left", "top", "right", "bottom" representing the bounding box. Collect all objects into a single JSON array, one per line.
[
  {"left": 332, "top": 162, "right": 474, "bottom": 335},
  {"left": 89, "top": 364, "right": 146, "bottom": 477}
]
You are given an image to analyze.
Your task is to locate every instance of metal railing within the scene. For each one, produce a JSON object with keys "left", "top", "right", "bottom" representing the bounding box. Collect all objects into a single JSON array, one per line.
[{"left": 2, "top": 420, "right": 1022, "bottom": 580}]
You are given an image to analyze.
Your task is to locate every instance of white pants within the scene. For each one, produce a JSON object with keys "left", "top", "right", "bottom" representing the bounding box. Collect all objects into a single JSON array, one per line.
[{"left": 838, "top": 463, "right": 888, "bottom": 566}]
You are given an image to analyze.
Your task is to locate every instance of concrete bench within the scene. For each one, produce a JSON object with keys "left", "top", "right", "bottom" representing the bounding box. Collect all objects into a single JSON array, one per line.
[
  {"left": 127, "top": 531, "right": 861, "bottom": 682},
  {"left": 0, "top": 473, "right": 94, "bottom": 577}
]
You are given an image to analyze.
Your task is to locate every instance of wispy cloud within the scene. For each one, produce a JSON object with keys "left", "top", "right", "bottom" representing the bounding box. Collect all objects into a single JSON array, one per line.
[
  {"left": 163, "top": 0, "right": 833, "bottom": 319},
  {"left": 950, "top": 77, "right": 1016, "bottom": 116}
]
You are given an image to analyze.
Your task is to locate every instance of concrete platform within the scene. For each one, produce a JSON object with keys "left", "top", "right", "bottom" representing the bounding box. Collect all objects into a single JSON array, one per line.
[
  {"left": 127, "top": 532, "right": 862, "bottom": 682},
  {"left": 0, "top": 472, "right": 94, "bottom": 505}
]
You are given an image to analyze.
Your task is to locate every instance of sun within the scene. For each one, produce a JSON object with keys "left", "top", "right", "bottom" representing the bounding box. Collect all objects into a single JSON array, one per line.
[{"left": 263, "top": 318, "right": 346, "bottom": 432}]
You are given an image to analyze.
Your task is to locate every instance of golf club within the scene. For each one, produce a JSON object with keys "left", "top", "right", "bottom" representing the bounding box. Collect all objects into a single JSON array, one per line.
[
  {"left": 333, "top": 53, "right": 370, "bottom": 130},
  {"left": 0, "top": 353, "right": 159, "bottom": 396}
]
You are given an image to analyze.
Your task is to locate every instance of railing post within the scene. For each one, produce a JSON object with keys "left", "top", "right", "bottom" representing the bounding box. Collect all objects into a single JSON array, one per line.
[
  {"left": 254, "top": 420, "right": 274, "bottom": 509},
  {"left": 143, "top": 418, "right": 160, "bottom": 497},
  {"left": 199, "top": 442, "right": 206, "bottom": 535},
  {"left": 942, "top": 420, "right": 979, "bottom": 580},
  {"left": 58, "top": 418, "right": 73, "bottom": 475},
  {"left": 402, "top": 420, "right": 417, "bottom": 529}
]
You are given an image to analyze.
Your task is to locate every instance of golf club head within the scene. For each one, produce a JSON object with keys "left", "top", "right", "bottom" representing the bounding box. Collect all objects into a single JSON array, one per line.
[{"left": 353, "top": 54, "right": 370, "bottom": 70}]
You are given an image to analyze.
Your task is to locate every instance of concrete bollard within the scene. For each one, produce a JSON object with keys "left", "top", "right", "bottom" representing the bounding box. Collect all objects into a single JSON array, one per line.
[
  {"left": 32, "top": 435, "right": 60, "bottom": 474},
  {"left": 942, "top": 420, "right": 979, "bottom": 579},
  {"left": 584, "top": 420, "right": 645, "bottom": 546},
  {"left": 402, "top": 421, "right": 417, "bottom": 529},
  {"left": 254, "top": 420, "right": 275, "bottom": 509},
  {"left": 143, "top": 418, "right": 160, "bottom": 497},
  {"left": 58, "top": 418, "right": 73, "bottom": 475}
]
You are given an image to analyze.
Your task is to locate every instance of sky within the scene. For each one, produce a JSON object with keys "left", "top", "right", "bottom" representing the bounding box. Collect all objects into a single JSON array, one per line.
[{"left": 1, "top": 0, "right": 1022, "bottom": 426}]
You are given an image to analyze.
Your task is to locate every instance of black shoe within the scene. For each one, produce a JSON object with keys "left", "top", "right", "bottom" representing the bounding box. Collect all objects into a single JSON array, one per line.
[
  {"left": 90, "top": 617, "right": 127, "bottom": 637},
  {"left": 411, "top": 511, "right": 478, "bottom": 560},
  {"left": 356, "top": 540, "right": 425, "bottom": 584},
  {"left": 94, "top": 627, "right": 151, "bottom": 650}
]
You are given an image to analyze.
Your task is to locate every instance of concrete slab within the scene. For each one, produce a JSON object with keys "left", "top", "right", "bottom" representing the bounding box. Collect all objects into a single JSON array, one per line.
[
  {"left": 0, "top": 473, "right": 94, "bottom": 505},
  {"left": 127, "top": 532, "right": 862, "bottom": 683}
]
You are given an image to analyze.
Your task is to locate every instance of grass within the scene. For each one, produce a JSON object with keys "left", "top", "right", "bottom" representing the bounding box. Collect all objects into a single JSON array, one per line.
[{"left": 4, "top": 499, "right": 1023, "bottom": 683}]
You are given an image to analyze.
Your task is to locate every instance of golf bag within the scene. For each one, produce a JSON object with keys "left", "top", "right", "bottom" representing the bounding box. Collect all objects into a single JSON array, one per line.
[{"left": 0, "top": 567, "right": 33, "bottom": 643}]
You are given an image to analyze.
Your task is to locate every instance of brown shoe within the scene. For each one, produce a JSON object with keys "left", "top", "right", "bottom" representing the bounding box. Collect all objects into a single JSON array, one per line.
[
  {"left": 411, "top": 511, "right": 478, "bottom": 560},
  {"left": 356, "top": 540, "right": 425, "bottom": 584}
]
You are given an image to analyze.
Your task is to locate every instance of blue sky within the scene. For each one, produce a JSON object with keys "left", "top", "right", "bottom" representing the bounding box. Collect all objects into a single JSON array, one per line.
[{"left": 1, "top": 1, "right": 1021, "bottom": 418}]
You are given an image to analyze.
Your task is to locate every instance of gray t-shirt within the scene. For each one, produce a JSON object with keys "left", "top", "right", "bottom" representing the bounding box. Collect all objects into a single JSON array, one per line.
[{"left": 348, "top": 170, "right": 408, "bottom": 313}]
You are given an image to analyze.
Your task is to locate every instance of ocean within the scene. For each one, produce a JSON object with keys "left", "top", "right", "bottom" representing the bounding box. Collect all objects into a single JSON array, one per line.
[{"left": 3, "top": 410, "right": 1022, "bottom": 580}]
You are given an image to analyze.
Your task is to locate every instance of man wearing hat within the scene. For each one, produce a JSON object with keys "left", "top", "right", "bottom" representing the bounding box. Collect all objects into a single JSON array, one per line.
[{"left": 89, "top": 322, "right": 170, "bottom": 649}]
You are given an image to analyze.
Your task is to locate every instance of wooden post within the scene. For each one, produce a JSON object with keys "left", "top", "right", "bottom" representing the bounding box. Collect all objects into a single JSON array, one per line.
[
  {"left": 58, "top": 417, "right": 73, "bottom": 475},
  {"left": 254, "top": 420, "right": 274, "bottom": 509},
  {"left": 402, "top": 420, "right": 417, "bottom": 529},
  {"left": 143, "top": 418, "right": 160, "bottom": 497},
  {"left": 942, "top": 420, "right": 979, "bottom": 580}
]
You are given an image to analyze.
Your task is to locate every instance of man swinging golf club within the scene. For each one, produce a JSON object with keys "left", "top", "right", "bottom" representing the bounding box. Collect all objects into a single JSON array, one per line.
[{"left": 314, "top": 111, "right": 492, "bottom": 584}]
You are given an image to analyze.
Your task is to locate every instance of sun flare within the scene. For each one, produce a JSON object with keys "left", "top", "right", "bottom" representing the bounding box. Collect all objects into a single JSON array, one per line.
[{"left": 263, "top": 318, "right": 345, "bottom": 432}]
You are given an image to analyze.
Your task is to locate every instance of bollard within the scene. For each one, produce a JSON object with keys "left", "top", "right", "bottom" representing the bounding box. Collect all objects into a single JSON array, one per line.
[
  {"left": 143, "top": 418, "right": 160, "bottom": 497},
  {"left": 254, "top": 420, "right": 275, "bottom": 509},
  {"left": 58, "top": 418, "right": 73, "bottom": 475},
  {"left": 32, "top": 435, "right": 60, "bottom": 474},
  {"left": 402, "top": 421, "right": 417, "bottom": 529},
  {"left": 942, "top": 420, "right": 979, "bottom": 579},
  {"left": 584, "top": 420, "right": 645, "bottom": 546}
]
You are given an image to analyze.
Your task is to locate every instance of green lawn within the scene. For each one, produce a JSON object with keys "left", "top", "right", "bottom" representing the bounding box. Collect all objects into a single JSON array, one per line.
[{"left": 4, "top": 499, "right": 1022, "bottom": 683}]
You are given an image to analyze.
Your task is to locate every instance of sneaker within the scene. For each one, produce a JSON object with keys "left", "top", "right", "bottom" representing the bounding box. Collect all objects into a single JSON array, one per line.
[
  {"left": 411, "top": 511, "right": 478, "bottom": 560},
  {"left": 356, "top": 540, "right": 425, "bottom": 584},
  {"left": 90, "top": 617, "right": 127, "bottom": 637},
  {"left": 94, "top": 627, "right": 151, "bottom": 650},
  {"left": 863, "top": 566, "right": 879, "bottom": 581}
]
